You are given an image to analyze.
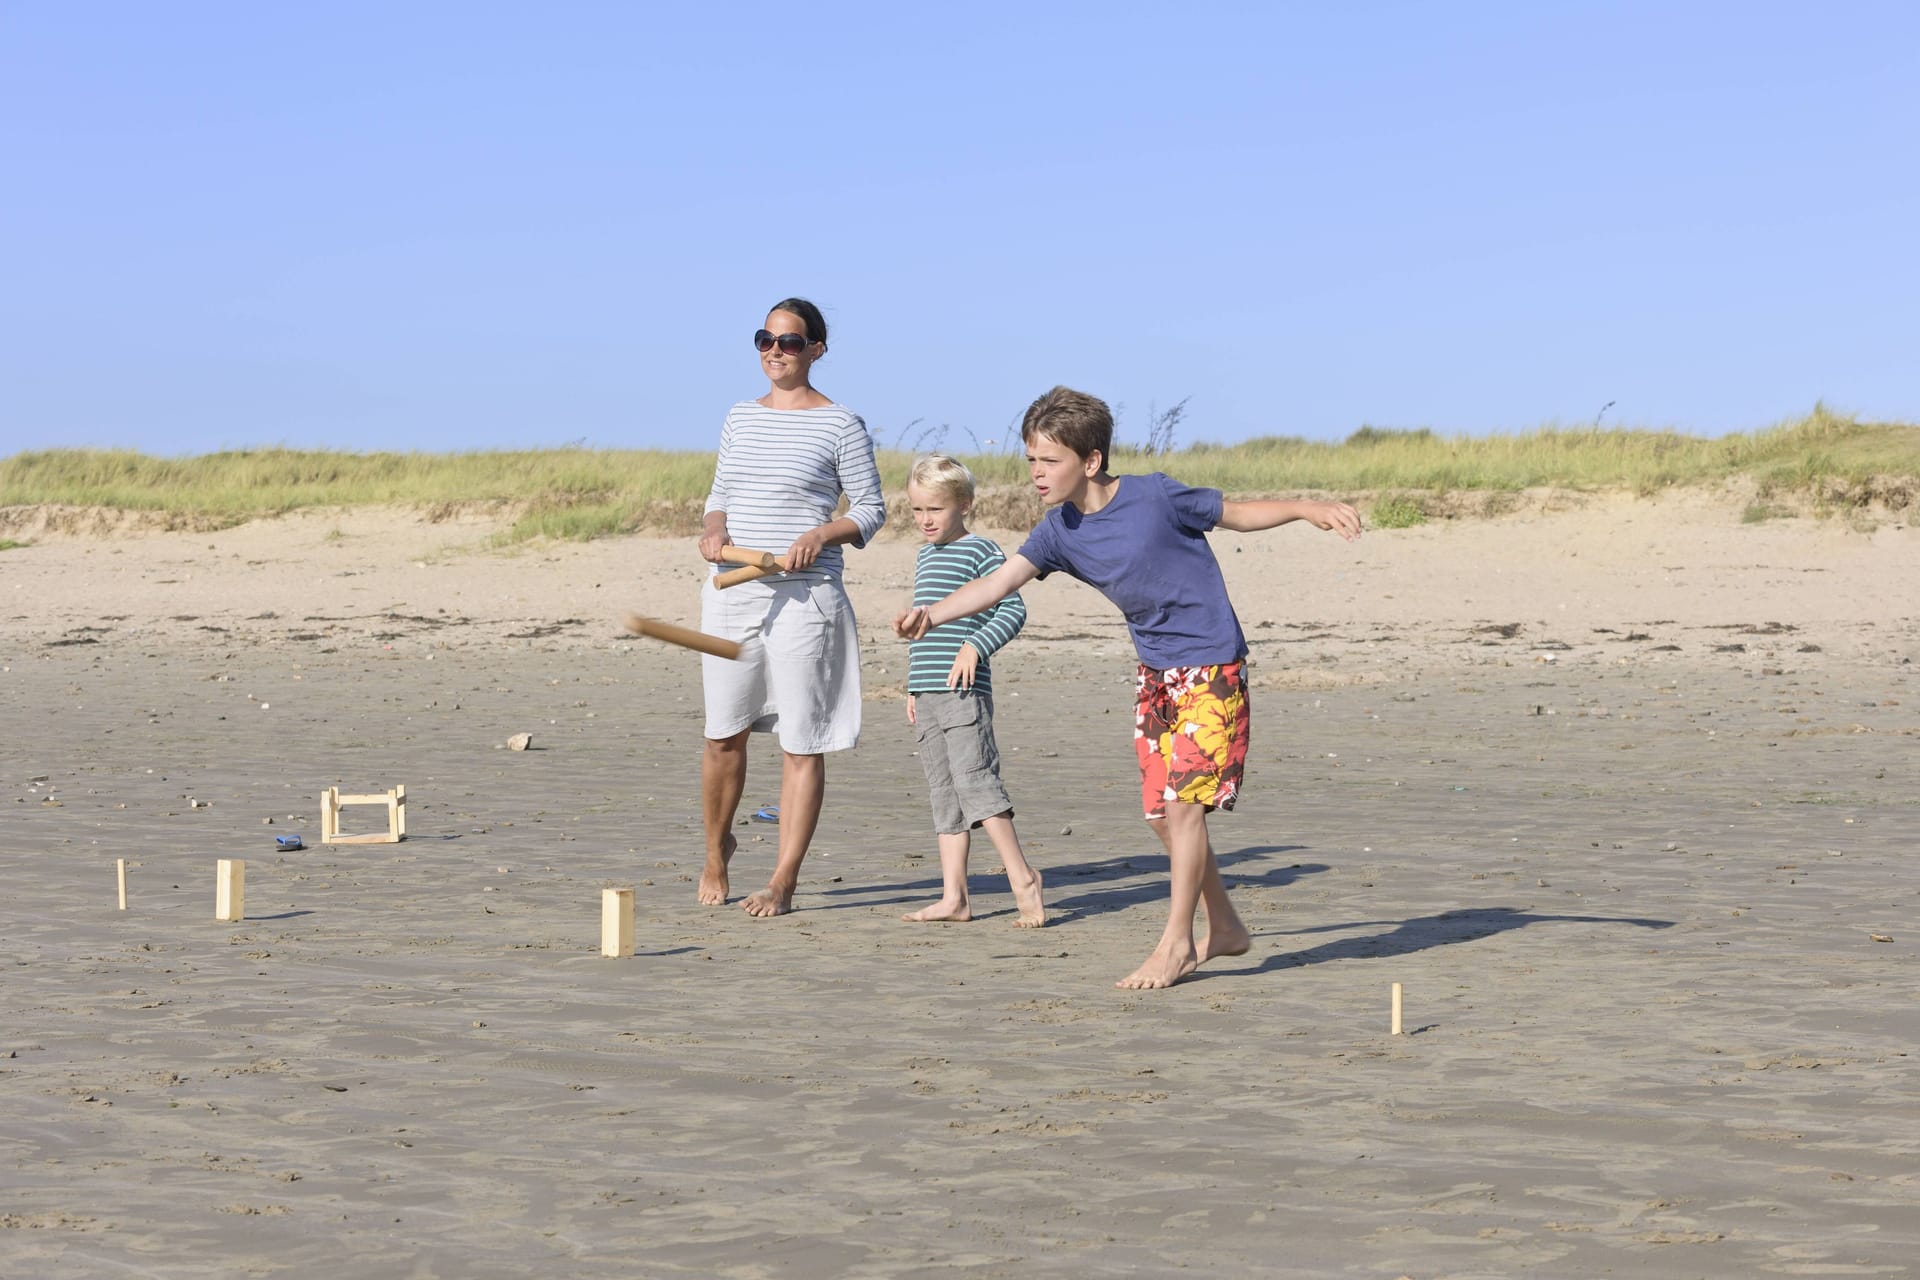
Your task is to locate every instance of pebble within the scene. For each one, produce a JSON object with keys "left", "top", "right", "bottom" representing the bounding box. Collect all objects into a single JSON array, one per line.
[{"left": 507, "top": 733, "right": 533, "bottom": 751}]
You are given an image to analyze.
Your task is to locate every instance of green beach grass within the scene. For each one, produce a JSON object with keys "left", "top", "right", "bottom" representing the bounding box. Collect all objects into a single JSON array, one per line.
[{"left": 3, "top": 406, "right": 1912, "bottom": 542}]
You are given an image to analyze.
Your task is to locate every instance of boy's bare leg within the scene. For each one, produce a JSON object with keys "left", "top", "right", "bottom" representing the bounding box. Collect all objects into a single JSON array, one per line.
[
  {"left": 743, "top": 750, "right": 823, "bottom": 917},
  {"left": 1195, "top": 849, "right": 1251, "bottom": 961},
  {"left": 699, "top": 731, "right": 749, "bottom": 905},
  {"left": 978, "top": 813, "right": 1045, "bottom": 927},
  {"left": 1143, "top": 814, "right": 1250, "bottom": 962},
  {"left": 1119, "top": 801, "right": 1209, "bottom": 988},
  {"left": 902, "top": 831, "right": 973, "bottom": 921}
]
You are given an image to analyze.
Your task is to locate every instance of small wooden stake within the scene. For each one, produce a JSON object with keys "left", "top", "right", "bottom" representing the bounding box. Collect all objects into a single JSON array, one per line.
[
  {"left": 117, "top": 858, "right": 127, "bottom": 911},
  {"left": 1390, "top": 982, "right": 1404, "bottom": 1035},
  {"left": 601, "top": 888, "right": 635, "bottom": 958},
  {"left": 216, "top": 859, "right": 245, "bottom": 922}
]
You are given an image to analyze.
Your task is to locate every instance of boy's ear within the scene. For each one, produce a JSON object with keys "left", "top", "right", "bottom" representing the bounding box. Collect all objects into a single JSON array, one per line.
[{"left": 1085, "top": 449, "right": 1105, "bottom": 475}]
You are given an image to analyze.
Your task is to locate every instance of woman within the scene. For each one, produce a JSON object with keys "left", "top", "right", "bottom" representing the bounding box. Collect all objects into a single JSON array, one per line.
[{"left": 696, "top": 297, "right": 885, "bottom": 916}]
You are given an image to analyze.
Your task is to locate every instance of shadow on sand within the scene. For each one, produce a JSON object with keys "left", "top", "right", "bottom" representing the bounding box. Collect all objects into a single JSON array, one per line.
[
  {"left": 1196, "top": 905, "right": 1676, "bottom": 981},
  {"left": 809, "top": 843, "right": 1322, "bottom": 924}
]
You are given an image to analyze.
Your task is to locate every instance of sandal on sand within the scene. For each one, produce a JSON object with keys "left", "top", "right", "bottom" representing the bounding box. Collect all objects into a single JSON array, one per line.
[
  {"left": 752, "top": 805, "right": 779, "bottom": 824},
  {"left": 275, "top": 834, "right": 304, "bottom": 850}
]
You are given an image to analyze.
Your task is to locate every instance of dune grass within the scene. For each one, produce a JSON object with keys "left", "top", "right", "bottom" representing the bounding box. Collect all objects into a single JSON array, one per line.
[
  {"left": 0, "top": 446, "right": 720, "bottom": 542},
  {"left": 2, "top": 406, "right": 1912, "bottom": 541}
]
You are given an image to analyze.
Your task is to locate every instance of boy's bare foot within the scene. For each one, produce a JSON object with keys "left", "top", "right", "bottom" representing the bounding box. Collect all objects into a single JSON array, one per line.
[
  {"left": 901, "top": 898, "right": 971, "bottom": 922},
  {"left": 1116, "top": 940, "right": 1199, "bottom": 989},
  {"left": 1009, "top": 867, "right": 1046, "bottom": 928},
  {"left": 1198, "top": 919, "right": 1251, "bottom": 962},
  {"left": 742, "top": 885, "right": 793, "bottom": 917},
  {"left": 698, "top": 833, "right": 735, "bottom": 905}
]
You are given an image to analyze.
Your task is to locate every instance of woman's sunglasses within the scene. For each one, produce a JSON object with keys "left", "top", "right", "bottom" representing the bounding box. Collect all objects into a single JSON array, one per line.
[{"left": 753, "top": 329, "right": 814, "bottom": 355}]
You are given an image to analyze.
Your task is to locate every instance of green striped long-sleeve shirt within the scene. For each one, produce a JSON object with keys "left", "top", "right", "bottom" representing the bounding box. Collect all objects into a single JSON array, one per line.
[{"left": 908, "top": 534, "right": 1026, "bottom": 694}]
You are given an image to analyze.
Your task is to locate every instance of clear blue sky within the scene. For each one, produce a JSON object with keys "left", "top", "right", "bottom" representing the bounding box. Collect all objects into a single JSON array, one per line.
[{"left": 4, "top": 2, "right": 1916, "bottom": 457}]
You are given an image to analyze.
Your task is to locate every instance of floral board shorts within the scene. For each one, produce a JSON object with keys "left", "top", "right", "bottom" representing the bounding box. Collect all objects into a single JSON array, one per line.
[{"left": 1133, "top": 660, "right": 1250, "bottom": 820}]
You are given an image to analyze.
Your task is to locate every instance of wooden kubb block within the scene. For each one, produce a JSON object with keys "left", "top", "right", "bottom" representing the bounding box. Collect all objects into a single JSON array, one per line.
[
  {"left": 216, "top": 859, "right": 245, "bottom": 922},
  {"left": 601, "top": 888, "right": 635, "bottom": 958}
]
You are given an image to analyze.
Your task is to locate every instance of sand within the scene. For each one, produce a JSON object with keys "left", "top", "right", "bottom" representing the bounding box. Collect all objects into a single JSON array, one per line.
[{"left": 2, "top": 493, "right": 1916, "bottom": 1278}]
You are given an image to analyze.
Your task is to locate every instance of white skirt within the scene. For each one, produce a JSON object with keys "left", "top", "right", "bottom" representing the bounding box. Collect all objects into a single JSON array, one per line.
[{"left": 700, "top": 574, "right": 862, "bottom": 754}]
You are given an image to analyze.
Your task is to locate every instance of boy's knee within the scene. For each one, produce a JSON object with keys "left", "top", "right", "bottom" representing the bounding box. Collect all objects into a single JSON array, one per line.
[{"left": 1162, "top": 799, "right": 1209, "bottom": 830}]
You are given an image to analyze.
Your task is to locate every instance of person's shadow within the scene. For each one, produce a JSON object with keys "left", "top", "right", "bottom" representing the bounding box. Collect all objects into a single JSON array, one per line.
[
  {"left": 1043, "top": 844, "right": 1323, "bottom": 920},
  {"left": 1205, "top": 906, "right": 1675, "bottom": 979},
  {"left": 810, "top": 843, "right": 1324, "bottom": 925}
]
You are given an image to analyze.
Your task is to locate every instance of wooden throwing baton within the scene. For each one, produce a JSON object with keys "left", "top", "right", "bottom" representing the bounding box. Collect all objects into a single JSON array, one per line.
[
  {"left": 717, "top": 546, "right": 784, "bottom": 571},
  {"left": 622, "top": 614, "right": 743, "bottom": 661},
  {"left": 714, "top": 545, "right": 788, "bottom": 590}
]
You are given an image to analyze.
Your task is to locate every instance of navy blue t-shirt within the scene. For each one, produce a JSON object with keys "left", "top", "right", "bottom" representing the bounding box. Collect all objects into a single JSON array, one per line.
[{"left": 1017, "top": 473, "right": 1247, "bottom": 669}]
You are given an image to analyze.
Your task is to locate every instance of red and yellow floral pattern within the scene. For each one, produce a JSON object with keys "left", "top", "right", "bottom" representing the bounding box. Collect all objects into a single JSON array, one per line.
[{"left": 1132, "top": 661, "right": 1250, "bottom": 819}]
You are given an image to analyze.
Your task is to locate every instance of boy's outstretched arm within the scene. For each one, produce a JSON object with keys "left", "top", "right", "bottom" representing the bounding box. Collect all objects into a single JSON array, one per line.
[
  {"left": 895, "top": 554, "right": 1040, "bottom": 640},
  {"left": 1217, "top": 498, "right": 1363, "bottom": 541}
]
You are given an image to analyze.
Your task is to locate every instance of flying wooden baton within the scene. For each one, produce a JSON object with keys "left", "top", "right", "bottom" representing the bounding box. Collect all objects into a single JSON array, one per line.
[{"left": 622, "top": 614, "right": 743, "bottom": 661}]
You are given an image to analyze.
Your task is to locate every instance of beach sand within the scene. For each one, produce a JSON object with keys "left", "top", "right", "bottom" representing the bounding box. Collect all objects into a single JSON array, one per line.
[{"left": 2, "top": 494, "right": 1915, "bottom": 1278}]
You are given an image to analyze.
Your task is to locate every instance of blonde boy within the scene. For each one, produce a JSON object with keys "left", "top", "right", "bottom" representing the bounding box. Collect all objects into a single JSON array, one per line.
[
  {"left": 896, "top": 391, "right": 1361, "bottom": 987},
  {"left": 901, "top": 454, "right": 1045, "bottom": 926}
]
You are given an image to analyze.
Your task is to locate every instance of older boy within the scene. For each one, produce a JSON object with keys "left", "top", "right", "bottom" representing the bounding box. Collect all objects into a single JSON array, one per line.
[{"left": 895, "top": 387, "right": 1361, "bottom": 988}]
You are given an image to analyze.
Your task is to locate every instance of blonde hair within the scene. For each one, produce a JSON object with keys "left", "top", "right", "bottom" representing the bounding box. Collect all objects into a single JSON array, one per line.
[{"left": 908, "top": 453, "right": 976, "bottom": 506}]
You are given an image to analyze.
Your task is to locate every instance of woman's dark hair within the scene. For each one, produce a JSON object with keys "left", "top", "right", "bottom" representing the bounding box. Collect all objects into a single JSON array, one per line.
[{"left": 768, "top": 297, "right": 828, "bottom": 347}]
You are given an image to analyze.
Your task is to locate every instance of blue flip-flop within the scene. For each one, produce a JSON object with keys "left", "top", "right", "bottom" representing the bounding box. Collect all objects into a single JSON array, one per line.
[
  {"left": 752, "top": 805, "right": 779, "bottom": 824},
  {"left": 275, "top": 834, "right": 304, "bottom": 850}
]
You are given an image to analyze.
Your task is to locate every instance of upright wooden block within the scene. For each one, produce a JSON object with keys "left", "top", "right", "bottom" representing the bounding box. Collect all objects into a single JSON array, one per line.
[
  {"left": 117, "top": 858, "right": 127, "bottom": 911},
  {"left": 601, "top": 888, "right": 635, "bottom": 958},
  {"left": 1390, "top": 982, "right": 1404, "bottom": 1036},
  {"left": 216, "top": 859, "right": 245, "bottom": 922}
]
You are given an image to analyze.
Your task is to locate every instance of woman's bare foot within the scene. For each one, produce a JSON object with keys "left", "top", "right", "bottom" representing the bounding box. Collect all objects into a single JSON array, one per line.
[
  {"left": 1198, "top": 919, "right": 1251, "bottom": 962},
  {"left": 1116, "top": 940, "right": 1199, "bottom": 989},
  {"left": 901, "top": 897, "right": 971, "bottom": 922},
  {"left": 742, "top": 885, "right": 794, "bottom": 917},
  {"left": 1009, "top": 867, "right": 1046, "bottom": 928},
  {"left": 698, "top": 833, "right": 735, "bottom": 905}
]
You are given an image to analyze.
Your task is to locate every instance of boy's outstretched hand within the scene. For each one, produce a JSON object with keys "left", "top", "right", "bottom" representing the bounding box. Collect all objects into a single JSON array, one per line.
[
  {"left": 894, "top": 605, "right": 933, "bottom": 640},
  {"left": 1308, "top": 500, "right": 1364, "bottom": 541}
]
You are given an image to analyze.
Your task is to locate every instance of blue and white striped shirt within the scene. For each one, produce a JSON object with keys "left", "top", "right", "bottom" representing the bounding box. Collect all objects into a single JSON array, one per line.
[
  {"left": 908, "top": 534, "right": 1027, "bottom": 694},
  {"left": 704, "top": 402, "right": 886, "bottom": 580}
]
